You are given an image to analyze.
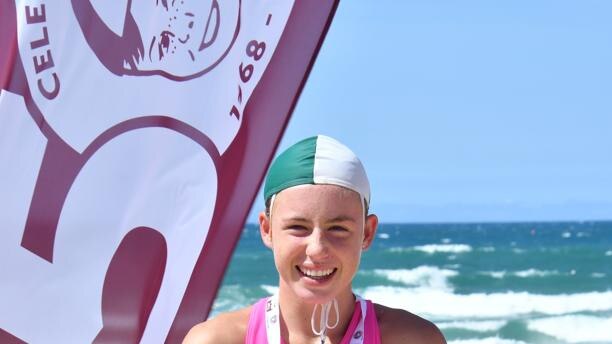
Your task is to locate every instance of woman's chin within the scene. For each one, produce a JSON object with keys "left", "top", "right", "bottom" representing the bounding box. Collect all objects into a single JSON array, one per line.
[{"left": 292, "top": 286, "right": 339, "bottom": 305}]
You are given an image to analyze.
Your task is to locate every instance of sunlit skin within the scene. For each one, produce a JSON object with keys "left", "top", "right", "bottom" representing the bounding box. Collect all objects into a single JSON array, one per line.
[
  {"left": 260, "top": 184, "right": 378, "bottom": 343},
  {"left": 263, "top": 184, "right": 375, "bottom": 303},
  {"left": 183, "top": 184, "right": 446, "bottom": 344}
]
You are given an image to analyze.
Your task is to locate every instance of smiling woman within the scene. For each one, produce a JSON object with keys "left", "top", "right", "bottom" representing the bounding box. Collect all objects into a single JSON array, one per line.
[{"left": 183, "top": 135, "right": 446, "bottom": 344}]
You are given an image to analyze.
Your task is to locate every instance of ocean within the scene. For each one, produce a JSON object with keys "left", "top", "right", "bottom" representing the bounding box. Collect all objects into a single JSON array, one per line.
[{"left": 210, "top": 221, "right": 612, "bottom": 344}]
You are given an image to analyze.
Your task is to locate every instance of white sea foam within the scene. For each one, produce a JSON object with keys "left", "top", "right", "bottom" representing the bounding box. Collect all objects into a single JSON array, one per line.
[
  {"left": 361, "top": 286, "right": 612, "bottom": 319},
  {"left": 514, "top": 269, "right": 559, "bottom": 278},
  {"left": 441, "top": 238, "right": 452, "bottom": 244},
  {"left": 387, "top": 247, "right": 405, "bottom": 253},
  {"left": 591, "top": 272, "right": 605, "bottom": 278},
  {"left": 605, "top": 250, "right": 612, "bottom": 256},
  {"left": 561, "top": 231, "right": 572, "bottom": 238},
  {"left": 377, "top": 233, "right": 390, "bottom": 239},
  {"left": 479, "top": 246, "right": 496, "bottom": 253},
  {"left": 373, "top": 266, "right": 457, "bottom": 291},
  {"left": 438, "top": 320, "right": 506, "bottom": 332},
  {"left": 413, "top": 244, "right": 473, "bottom": 254},
  {"left": 528, "top": 315, "right": 612, "bottom": 343},
  {"left": 208, "top": 284, "right": 254, "bottom": 317},
  {"left": 480, "top": 269, "right": 559, "bottom": 279},
  {"left": 260, "top": 284, "right": 278, "bottom": 295},
  {"left": 511, "top": 248, "right": 525, "bottom": 254},
  {"left": 479, "top": 271, "right": 507, "bottom": 279},
  {"left": 449, "top": 338, "right": 527, "bottom": 344}
]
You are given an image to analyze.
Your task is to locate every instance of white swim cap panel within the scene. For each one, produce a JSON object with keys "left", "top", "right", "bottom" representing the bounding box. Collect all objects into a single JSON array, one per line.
[{"left": 313, "top": 135, "right": 370, "bottom": 208}]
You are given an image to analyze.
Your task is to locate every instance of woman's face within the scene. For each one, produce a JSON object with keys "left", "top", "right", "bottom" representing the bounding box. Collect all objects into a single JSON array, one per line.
[
  {"left": 129, "top": 0, "right": 239, "bottom": 78},
  {"left": 261, "top": 184, "right": 377, "bottom": 304}
]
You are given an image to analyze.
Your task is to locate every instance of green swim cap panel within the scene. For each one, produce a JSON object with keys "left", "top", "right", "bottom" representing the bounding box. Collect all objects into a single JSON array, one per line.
[
  {"left": 263, "top": 135, "right": 370, "bottom": 209},
  {"left": 263, "top": 136, "right": 317, "bottom": 202}
]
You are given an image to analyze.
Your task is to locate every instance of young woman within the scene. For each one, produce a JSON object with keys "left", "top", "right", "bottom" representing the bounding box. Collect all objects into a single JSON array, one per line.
[{"left": 184, "top": 135, "right": 446, "bottom": 344}]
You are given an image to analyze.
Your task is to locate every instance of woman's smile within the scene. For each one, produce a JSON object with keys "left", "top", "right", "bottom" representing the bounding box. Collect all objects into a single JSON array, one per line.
[{"left": 296, "top": 266, "right": 338, "bottom": 282}]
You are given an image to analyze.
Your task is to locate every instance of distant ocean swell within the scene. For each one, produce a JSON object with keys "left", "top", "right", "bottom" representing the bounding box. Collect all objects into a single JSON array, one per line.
[
  {"left": 211, "top": 222, "right": 612, "bottom": 343},
  {"left": 358, "top": 267, "right": 612, "bottom": 343}
]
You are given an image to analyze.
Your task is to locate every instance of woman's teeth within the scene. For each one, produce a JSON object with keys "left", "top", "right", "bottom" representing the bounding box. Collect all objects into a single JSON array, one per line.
[{"left": 299, "top": 267, "right": 335, "bottom": 278}]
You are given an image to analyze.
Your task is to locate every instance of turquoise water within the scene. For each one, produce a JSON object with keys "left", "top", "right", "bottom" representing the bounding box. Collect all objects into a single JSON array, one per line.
[{"left": 211, "top": 221, "right": 612, "bottom": 343}]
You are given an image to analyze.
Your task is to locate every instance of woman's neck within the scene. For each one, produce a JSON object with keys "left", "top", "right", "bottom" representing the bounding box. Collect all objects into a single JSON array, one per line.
[{"left": 277, "top": 285, "right": 356, "bottom": 343}]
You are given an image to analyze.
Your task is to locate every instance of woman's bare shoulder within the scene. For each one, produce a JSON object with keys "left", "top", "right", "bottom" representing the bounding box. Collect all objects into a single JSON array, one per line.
[
  {"left": 182, "top": 306, "right": 252, "bottom": 344},
  {"left": 374, "top": 303, "right": 446, "bottom": 344}
]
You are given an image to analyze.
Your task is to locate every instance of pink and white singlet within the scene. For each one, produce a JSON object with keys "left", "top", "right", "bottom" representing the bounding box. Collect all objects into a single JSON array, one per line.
[{"left": 245, "top": 295, "right": 381, "bottom": 344}]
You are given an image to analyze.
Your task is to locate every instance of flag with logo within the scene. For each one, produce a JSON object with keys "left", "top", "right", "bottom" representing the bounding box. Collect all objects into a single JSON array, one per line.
[{"left": 0, "top": 1, "right": 338, "bottom": 342}]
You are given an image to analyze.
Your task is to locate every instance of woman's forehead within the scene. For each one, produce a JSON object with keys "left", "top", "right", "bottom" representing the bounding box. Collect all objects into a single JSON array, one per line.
[
  {"left": 273, "top": 184, "right": 362, "bottom": 217},
  {"left": 278, "top": 184, "right": 360, "bottom": 199}
]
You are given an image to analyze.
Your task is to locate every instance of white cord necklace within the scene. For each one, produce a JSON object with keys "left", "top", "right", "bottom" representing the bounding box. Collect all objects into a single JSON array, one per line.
[
  {"left": 264, "top": 293, "right": 367, "bottom": 344},
  {"left": 310, "top": 298, "right": 339, "bottom": 344}
]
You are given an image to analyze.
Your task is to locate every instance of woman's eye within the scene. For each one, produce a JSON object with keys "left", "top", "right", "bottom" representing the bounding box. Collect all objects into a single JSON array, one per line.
[
  {"left": 285, "top": 225, "right": 310, "bottom": 236},
  {"left": 286, "top": 225, "right": 307, "bottom": 231}
]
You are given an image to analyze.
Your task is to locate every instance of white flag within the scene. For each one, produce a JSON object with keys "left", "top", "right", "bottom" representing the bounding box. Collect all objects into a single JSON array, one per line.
[{"left": 0, "top": 1, "right": 338, "bottom": 342}]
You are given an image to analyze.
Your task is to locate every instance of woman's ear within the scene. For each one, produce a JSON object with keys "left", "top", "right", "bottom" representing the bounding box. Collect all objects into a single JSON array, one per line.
[
  {"left": 362, "top": 214, "right": 378, "bottom": 250},
  {"left": 259, "top": 211, "right": 273, "bottom": 249}
]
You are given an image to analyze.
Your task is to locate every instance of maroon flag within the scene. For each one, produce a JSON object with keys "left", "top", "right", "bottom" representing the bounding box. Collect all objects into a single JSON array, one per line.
[{"left": 0, "top": 1, "right": 338, "bottom": 342}]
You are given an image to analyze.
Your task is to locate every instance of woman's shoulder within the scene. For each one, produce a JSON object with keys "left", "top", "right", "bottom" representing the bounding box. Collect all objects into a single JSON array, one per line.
[
  {"left": 373, "top": 303, "right": 446, "bottom": 344},
  {"left": 182, "top": 306, "right": 252, "bottom": 344}
]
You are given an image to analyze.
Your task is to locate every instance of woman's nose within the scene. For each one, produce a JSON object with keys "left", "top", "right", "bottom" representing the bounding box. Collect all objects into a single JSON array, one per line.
[{"left": 305, "top": 228, "right": 329, "bottom": 259}]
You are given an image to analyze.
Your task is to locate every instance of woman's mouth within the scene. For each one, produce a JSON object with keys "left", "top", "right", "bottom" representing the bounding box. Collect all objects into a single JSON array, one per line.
[{"left": 296, "top": 266, "right": 337, "bottom": 281}]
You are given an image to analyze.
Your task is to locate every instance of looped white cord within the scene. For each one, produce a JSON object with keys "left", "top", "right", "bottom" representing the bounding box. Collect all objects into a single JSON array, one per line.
[{"left": 310, "top": 298, "right": 339, "bottom": 344}]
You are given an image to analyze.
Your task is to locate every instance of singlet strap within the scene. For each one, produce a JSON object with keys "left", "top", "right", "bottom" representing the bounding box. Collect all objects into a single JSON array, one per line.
[
  {"left": 264, "top": 293, "right": 282, "bottom": 344},
  {"left": 346, "top": 295, "right": 368, "bottom": 344}
]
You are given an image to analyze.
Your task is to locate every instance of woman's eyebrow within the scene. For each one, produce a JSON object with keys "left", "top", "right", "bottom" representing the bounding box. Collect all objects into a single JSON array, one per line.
[
  {"left": 280, "top": 215, "right": 356, "bottom": 223},
  {"left": 283, "top": 216, "right": 310, "bottom": 223},
  {"left": 327, "top": 215, "right": 356, "bottom": 223}
]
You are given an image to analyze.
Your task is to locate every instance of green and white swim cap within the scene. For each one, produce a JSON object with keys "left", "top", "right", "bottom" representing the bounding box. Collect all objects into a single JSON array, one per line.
[{"left": 264, "top": 135, "right": 370, "bottom": 211}]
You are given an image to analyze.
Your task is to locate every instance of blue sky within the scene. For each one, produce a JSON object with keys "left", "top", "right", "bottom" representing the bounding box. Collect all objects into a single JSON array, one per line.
[{"left": 249, "top": 1, "right": 612, "bottom": 223}]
